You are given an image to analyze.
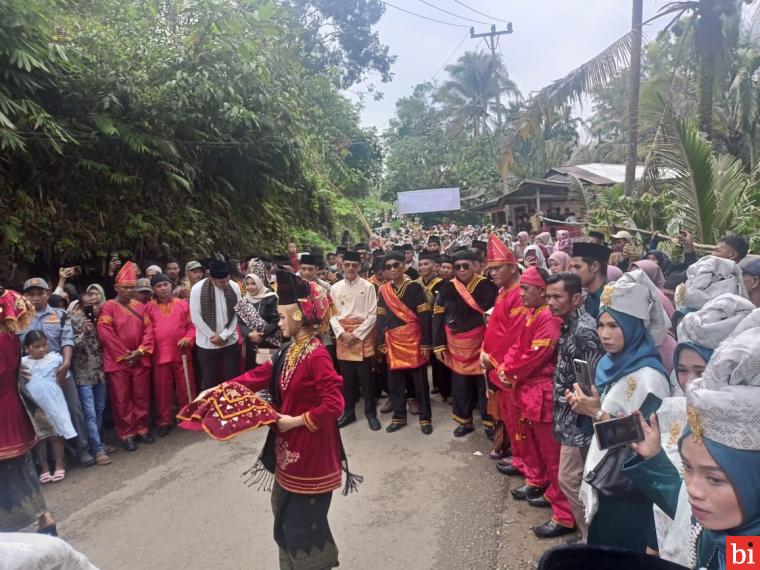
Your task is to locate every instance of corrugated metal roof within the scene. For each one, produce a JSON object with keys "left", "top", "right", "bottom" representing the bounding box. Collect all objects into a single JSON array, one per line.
[{"left": 549, "top": 163, "right": 677, "bottom": 185}]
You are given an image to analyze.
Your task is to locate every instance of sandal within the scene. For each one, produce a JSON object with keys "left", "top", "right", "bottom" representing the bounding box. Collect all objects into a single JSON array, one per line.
[
  {"left": 104, "top": 444, "right": 117, "bottom": 454},
  {"left": 39, "top": 472, "right": 53, "bottom": 484},
  {"left": 95, "top": 452, "right": 112, "bottom": 465},
  {"left": 37, "top": 524, "right": 58, "bottom": 537},
  {"left": 51, "top": 469, "right": 66, "bottom": 483}
]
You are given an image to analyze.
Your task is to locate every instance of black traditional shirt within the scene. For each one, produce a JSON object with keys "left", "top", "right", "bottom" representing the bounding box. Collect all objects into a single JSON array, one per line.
[{"left": 552, "top": 307, "right": 604, "bottom": 447}]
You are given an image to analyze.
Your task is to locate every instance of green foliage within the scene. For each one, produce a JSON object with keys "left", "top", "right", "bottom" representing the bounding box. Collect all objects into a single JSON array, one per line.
[{"left": 0, "top": 0, "right": 385, "bottom": 277}]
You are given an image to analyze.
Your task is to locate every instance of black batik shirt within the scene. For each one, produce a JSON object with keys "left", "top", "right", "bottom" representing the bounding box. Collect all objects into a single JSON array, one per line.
[{"left": 552, "top": 307, "right": 604, "bottom": 447}]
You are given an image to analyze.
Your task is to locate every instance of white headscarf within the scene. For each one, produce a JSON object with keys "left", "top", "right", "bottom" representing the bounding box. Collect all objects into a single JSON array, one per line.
[
  {"left": 677, "top": 293, "right": 755, "bottom": 348},
  {"left": 243, "top": 273, "right": 277, "bottom": 302},
  {"left": 675, "top": 255, "right": 748, "bottom": 311},
  {"left": 522, "top": 244, "right": 546, "bottom": 268}
]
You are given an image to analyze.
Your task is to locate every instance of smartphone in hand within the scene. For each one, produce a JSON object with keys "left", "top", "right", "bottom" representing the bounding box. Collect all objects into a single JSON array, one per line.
[
  {"left": 573, "top": 359, "right": 593, "bottom": 396},
  {"left": 594, "top": 414, "right": 645, "bottom": 450}
]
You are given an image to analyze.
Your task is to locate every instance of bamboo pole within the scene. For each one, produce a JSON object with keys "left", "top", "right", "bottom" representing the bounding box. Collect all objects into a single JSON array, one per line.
[{"left": 540, "top": 217, "right": 716, "bottom": 251}]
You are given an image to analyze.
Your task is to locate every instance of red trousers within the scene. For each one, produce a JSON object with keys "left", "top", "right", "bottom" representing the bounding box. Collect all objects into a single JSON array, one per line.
[
  {"left": 152, "top": 360, "right": 196, "bottom": 427},
  {"left": 498, "top": 388, "right": 525, "bottom": 475},
  {"left": 519, "top": 418, "right": 575, "bottom": 528},
  {"left": 106, "top": 367, "right": 151, "bottom": 440}
]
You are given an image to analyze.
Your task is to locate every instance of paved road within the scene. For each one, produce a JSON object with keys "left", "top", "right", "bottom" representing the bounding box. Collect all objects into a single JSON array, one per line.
[{"left": 43, "top": 398, "right": 571, "bottom": 569}]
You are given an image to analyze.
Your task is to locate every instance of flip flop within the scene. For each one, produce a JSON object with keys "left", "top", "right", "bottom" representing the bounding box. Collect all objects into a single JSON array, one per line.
[
  {"left": 39, "top": 472, "right": 53, "bottom": 484},
  {"left": 51, "top": 469, "right": 66, "bottom": 483},
  {"left": 95, "top": 452, "right": 112, "bottom": 465}
]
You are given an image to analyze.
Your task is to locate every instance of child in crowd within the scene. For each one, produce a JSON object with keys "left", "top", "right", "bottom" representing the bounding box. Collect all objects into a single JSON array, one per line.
[{"left": 22, "top": 331, "right": 78, "bottom": 483}]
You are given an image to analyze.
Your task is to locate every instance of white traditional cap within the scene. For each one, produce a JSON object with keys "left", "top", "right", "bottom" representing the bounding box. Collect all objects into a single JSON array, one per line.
[
  {"left": 675, "top": 255, "right": 748, "bottom": 311},
  {"left": 701, "top": 328, "right": 760, "bottom": 391},
  {"left": 677, "top": 293, "right": 756, "bottom": 348},
  {"left": 687, "top": 380, "right": 760, "bottom": 450},
  {"left": 732, "top": 307, "right": 760, "bottom": 338},
  {"left": 600, "top": 268, "right": 669, "bottom": 345},
  {"left": 687, "top": 327, "right": 760, "bottom": 450}
]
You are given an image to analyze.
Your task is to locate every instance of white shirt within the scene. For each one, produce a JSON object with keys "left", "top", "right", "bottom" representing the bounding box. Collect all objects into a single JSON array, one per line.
[
  {"left": 189, "top": 278, "right": 241, "bottom": 350},
  {"left": 329, "top": 277, "right": 377, "bottom": 340}
]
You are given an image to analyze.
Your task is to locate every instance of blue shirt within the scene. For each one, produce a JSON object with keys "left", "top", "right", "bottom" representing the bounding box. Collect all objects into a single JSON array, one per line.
[{"left": 20, "top": 304, "right": 75, "bottom": 355}]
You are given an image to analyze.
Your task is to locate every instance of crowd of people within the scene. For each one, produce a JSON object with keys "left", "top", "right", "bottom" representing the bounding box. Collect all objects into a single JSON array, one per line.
[{"left": 2, "top": 218, "right": 760, "bottom": 570}]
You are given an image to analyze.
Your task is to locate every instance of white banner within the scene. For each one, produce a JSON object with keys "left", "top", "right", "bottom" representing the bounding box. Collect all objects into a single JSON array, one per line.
[{"left": 396, "top": 187, "right": 461, "bottom": 215}]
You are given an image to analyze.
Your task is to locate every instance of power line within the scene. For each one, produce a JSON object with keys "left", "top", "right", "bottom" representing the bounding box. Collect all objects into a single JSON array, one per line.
[
  {"left": 414, "top": 0, "right": 492, "bottom": 26},
  {"left": 431, "top": 32, "right": 470, "bottom": 80},
  {"left": 381, "top": 1, "right": 469, "bottom": 28},
  {"left": 451, "top": 0, "right": 510, "bottom": 24}
]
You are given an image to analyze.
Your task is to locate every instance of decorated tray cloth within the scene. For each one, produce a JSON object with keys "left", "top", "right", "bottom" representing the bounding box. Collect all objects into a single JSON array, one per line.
[{"left": 177, "top": 382, "right": 278, "bottom": 440}]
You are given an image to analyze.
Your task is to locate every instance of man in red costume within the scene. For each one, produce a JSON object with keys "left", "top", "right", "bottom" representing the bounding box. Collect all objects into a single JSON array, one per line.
[
  {"left": 144, "top": 273, "right": 196, "bottom": 437},
  {"left": 97, "top": 261, "right": 155, "bottom": 451},
  {"left": 498, "top": 266, "right": 575, "bottom": 538},
  {"left": 479, "top": 235, "right": 526, "bottom": 469}
]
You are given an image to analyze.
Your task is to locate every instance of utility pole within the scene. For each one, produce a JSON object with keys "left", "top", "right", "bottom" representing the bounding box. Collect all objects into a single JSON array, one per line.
[
  {"left": 624, "top": 0, "right": 643, "bottom": 196},
  {"left": 470, "top": 23, "right": 513, "bottom": 128}
]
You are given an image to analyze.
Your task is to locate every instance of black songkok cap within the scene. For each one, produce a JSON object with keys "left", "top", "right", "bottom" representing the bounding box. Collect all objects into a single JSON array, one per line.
[
  {"left": 150, "top": 273, "right": 171, "bottom": 287},
  {"left": 343, "top": 251, "right": 361, "bottom": 263},
  {"left": 402, "top": 244, "right": 414, "bottom": 251},
  {"left": 384, "top": 251, "right": 405, "bottom": 264},
  {"left": 452, "top": 250, "right": 480, "bottom": 262},
  {"left": 208, "top": 260, "right": 230, "bottom": 278},
  {"left": 275, "top": 270, "right": 310, "bottom": 305},
  {"left": 273, "top": 255, "right": 292, "bottom": 267},
  {"left": 588, "top": 230, "right": 606, "bottom": 242},
  {"left": 418, "top": 251, "right": 439, "bottom": 262},
  {"left": 372, "top": 257, "right": 386, "bottom": 273},
  {"left": 372, "top": 249, "right": 385, "bottom": 258},
  {"left": 336, "top": 246, "right": 348, "bottom": 254},
  {"left": 471, "top": 240, "right": 487, "bottom": 251},
  {"left": 299, "top": 254, "right": 319, "bottom": 267},
  {"left": 427, "top": 235, "right": 441, "bottom": 244},
  {"left": 391, "top": 245, "right": 404, "bottom": 252},
  {"left": 439, "top": 255, "right": 452, "bottom": 264},
  {"left": 354, "top": 243, "right": 369, "bottom": 251},
  {"left": 572, "top": 242, "right": 611, "bottom": 263}
]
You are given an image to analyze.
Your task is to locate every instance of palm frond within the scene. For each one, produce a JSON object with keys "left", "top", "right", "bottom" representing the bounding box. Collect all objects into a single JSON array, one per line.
[
  {"left": 711, "top": 153, "right": 751, "bottom": 239},
  {"left": 500, "top": 31, "right": 633, "bottom": 175}
]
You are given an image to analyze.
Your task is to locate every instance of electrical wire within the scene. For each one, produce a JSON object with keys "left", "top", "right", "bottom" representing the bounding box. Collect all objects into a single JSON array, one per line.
[
  {"left": 414, "top": 0, "right": 492, "bottom": 26},
  {"left": 431, "top": 32, "right": 470, "bottom": 80},
  {"left": 451, "top": 0, "right": 510, "bottom": 24},
  {"left": 380, "top": 1, "right": 470, "bottom": 28}
]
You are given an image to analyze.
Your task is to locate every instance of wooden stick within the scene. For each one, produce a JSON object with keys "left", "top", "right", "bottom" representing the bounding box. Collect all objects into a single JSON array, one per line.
[{"left": 539, "top": 216, "right": 716, "bottom": 250}]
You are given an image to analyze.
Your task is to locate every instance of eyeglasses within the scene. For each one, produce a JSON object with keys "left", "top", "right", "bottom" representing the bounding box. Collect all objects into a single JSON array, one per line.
[
  {"left": 454, "top": 263, "right": 471, "bottom": 270},
  {"left": 385, "top": 262, "right": 401, "bottom": 270}
]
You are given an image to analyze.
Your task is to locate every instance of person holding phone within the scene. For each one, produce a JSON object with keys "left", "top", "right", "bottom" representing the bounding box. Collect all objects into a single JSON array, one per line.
[
  {"left": 567, "top": 269, "right": 671, "bottom": 551},
  {"left": 542, "top": 272, "right": 604, "bottom": 541}
]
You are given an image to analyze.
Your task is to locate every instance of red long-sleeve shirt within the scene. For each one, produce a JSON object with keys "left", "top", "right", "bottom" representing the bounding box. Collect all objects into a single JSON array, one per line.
[
  {"left": 97, "top": 299, "right": 154, "bottom": 373},
  {"left": 144, "top": 298, "right": 195, "bottom": 365},
  {"left": 232, "top": 340, "right": 345, "bottom": 494},
  {"left": 500, "top": 305, "right": 561, "bottom": 423}
]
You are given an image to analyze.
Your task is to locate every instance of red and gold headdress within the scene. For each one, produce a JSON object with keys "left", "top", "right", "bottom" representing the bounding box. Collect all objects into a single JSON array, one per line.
[
  {"left": 276, "top": 271, "right": 335, "bottom": 334},
  {"left": 115, "top": 261, "right": 138, "bottom": 287},
  {"left": 486, "top": 234, "right": 517, "bottom": 268},
  {"left": 0, "top": 289, "right": 34, "bottom": 333}
]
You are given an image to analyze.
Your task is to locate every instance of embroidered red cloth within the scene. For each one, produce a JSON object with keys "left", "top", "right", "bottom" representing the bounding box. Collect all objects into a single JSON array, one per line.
[{"left": 177, "top": 382, "right": 278, "bottom": 440}]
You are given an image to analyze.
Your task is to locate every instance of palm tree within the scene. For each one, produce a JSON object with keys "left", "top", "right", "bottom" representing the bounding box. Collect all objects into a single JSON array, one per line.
[
  {"left": 625, "top": 0, "right": 644, "bottom": 195},
  {"left": 436, "top": 51, "right": 519, "bottom": 137}
]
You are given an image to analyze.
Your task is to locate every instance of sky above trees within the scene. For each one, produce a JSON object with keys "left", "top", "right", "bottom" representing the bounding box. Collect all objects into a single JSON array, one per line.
[{"left": 347, "top": 0, "right": 670, "bottom": 130}]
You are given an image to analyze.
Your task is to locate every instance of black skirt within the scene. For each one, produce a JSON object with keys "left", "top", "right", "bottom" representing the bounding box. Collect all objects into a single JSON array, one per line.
[
  {"left": 270, "top": 481, "right": 339, "bottom": 570},
  {"left": 0, "top": 452, "right": 47, "bottom": 531}
]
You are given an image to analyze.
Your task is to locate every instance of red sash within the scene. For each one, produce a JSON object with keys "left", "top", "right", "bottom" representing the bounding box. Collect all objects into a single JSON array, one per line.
[
  {"left": 452, "top": 278, "right": 485, "bottom": 315},
  {"left": 380, "top": 282, "right": 427, "bottom": 370}
]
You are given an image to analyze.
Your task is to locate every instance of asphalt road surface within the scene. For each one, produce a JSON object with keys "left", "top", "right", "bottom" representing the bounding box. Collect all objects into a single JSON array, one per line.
[{"left": 42, "top": 398, "right": 573, "bottom": 569}]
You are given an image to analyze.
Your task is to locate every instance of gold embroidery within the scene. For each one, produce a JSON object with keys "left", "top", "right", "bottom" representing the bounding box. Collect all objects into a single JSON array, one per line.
[
  {"left": 275, "top": 439, "right": 300, "bottom": 472},
  {"left": 416, "top": 303, "right": 430, "bottom": 313},
  {"left": 280, "top": 337, "right": 318, "bottom": 391},
  {"left": 433, "top": 305, "right": 445, "bottom": 315},
  {"left": 626, "top": 376, "right": 637, "bottom": 400},
  {"left": 667, "top": 420, "right": 682, "bottom": 448},
  {"left": 686, "top": 405, "right": 703, "bottom": 441},
  {"left": 601, "top": 283, "right": 615, "bottom": 306}
]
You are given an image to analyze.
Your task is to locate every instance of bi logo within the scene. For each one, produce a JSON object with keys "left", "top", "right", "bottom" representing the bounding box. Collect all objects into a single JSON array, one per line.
[{"left": 728, "top": 537, "right": 759, "bottom": 569}]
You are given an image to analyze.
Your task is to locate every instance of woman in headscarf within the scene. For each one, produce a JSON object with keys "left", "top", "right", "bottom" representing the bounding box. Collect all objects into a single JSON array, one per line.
[
  {"left": 606, "top": 265, "right": 623, "bottom": 282},
  {"left": 554, "top": 229, "right": 573, "bottom": 256},
  {"left": 535, "top": 232, "right": 553, "bottom": 259},
  {"left": 566, "top": 270, "right": 671, "bottom": 551},
  {"left": 630, "top": 260, "right": 678, "bottom": 372},
  {"left": 547, "top": 251, "right": 571, "bottom": 274},
  {"left": 523, "top": 244, "right": 546, "bottom": 269},
  {"left": 235, "top": 273, "right": 279, "bottom": 370},
  {"left": 646, "top": 250, "right": 672, "bottom": 277},
  {"left": 514, "top": 231, "right": 530, "bottom": 262},
  {"left": 621, "top": 293, "right": 754, "bottom": 565}
]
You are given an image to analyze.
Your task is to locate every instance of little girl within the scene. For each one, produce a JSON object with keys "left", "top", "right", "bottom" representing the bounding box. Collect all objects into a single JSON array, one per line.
[{"left": 22, "top": 331, "right": 77, "bottom": 483}]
